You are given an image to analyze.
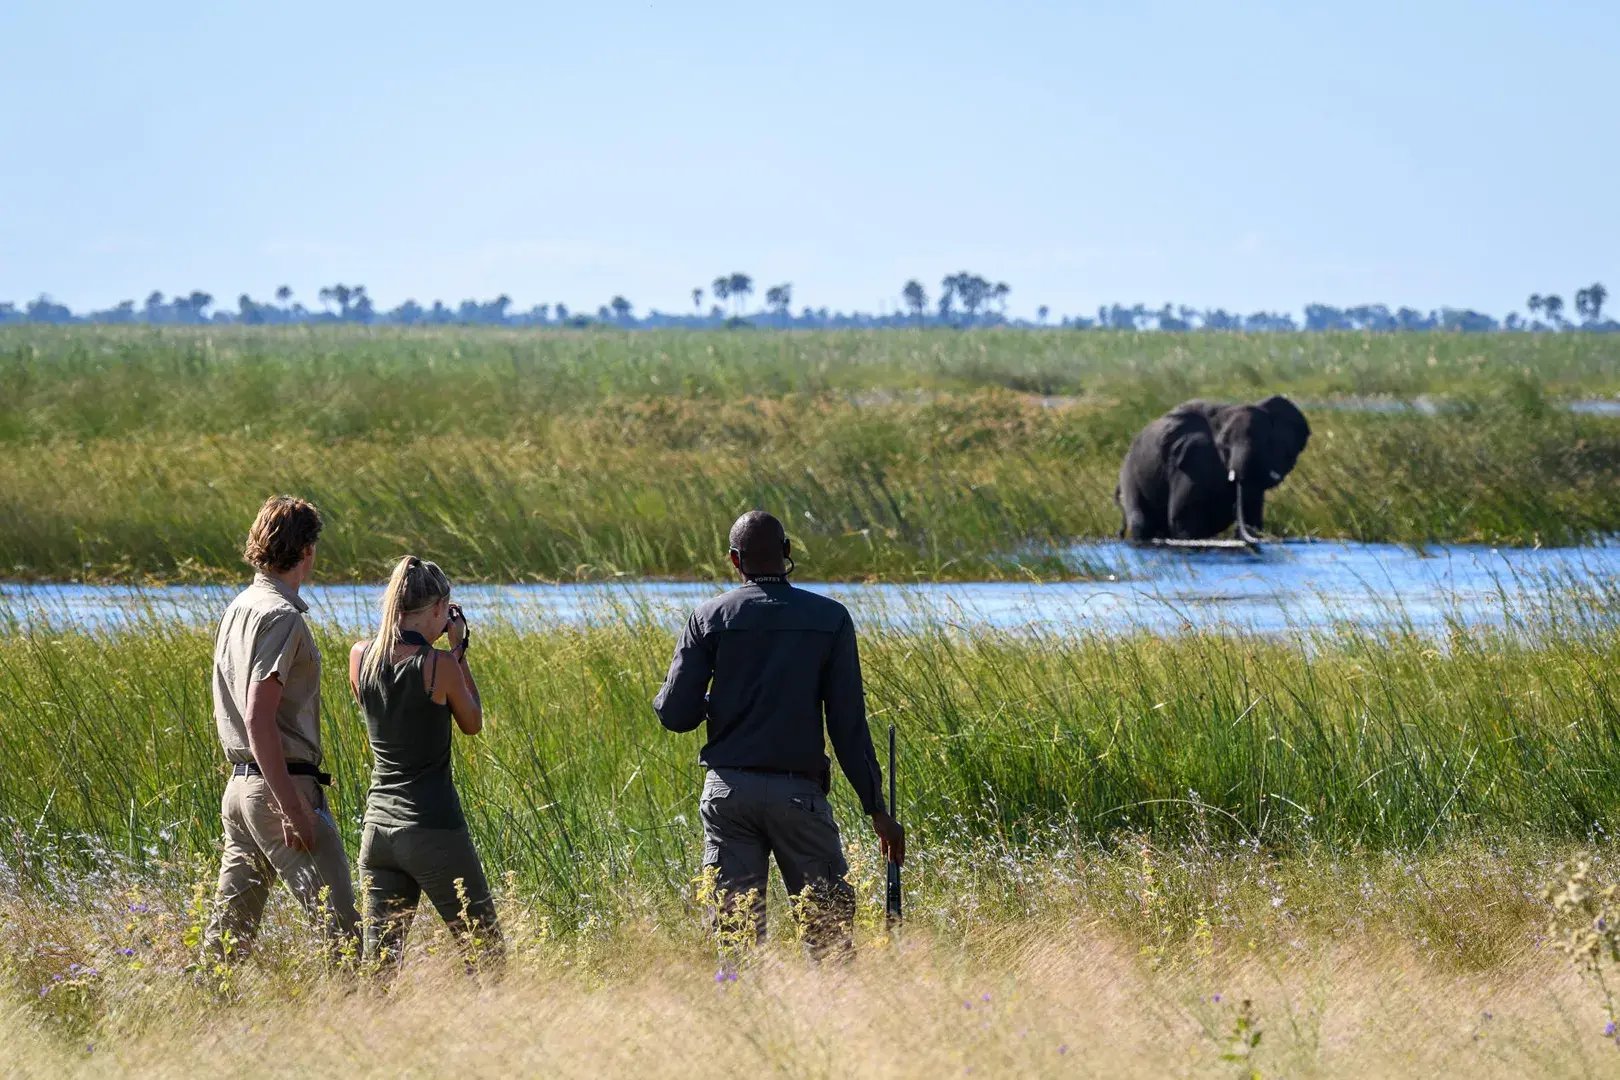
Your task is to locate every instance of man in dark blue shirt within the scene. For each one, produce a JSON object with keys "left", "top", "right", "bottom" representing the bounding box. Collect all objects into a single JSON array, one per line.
[{"left": 654, "top": 510, "right": 904, "bottom": 956}]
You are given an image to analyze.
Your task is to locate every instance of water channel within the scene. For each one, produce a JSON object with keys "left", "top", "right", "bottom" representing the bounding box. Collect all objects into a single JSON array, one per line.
[{"left": 6, "top": 541, "right": 1616, "bottom": 638}]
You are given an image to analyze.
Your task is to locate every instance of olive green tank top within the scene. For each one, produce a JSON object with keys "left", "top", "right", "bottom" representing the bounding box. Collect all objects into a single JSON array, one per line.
[{"left": 358, "top": 644, "right": 465, "bottom": 830}]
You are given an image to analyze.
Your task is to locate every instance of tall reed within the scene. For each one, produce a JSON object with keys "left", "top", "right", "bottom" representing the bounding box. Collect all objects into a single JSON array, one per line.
[
  {"left": 4, "top": 614, "right": 1619, "bottom": 926},
  {"left": 4, "top": 382, "right": 1617, "bottom": 581}
]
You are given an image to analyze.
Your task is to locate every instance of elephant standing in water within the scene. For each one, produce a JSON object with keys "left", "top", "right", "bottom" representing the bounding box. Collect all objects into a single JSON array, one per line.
[{"left": 1116, "top": 395, "right": 1311, "bottom": 543}]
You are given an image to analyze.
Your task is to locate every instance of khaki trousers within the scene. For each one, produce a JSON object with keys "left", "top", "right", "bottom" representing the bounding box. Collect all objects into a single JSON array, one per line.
[{"left": 203, "top": 773, "right": 359, "bottom": 960}]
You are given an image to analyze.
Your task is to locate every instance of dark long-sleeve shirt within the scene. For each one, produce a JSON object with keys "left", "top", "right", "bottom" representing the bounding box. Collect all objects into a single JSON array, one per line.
[{"left": 652, "top": 580, "right": 887, "bottom": 816}]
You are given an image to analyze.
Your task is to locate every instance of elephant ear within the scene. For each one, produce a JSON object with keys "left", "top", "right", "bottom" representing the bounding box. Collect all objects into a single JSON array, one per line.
[{"left": 1258, "top": 395, "right": 1310, "bottom": 458}]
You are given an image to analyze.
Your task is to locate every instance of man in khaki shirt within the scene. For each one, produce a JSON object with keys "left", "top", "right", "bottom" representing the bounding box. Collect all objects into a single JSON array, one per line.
[{"left": 203, "top": 496, "right": 359, "bottom": 961}]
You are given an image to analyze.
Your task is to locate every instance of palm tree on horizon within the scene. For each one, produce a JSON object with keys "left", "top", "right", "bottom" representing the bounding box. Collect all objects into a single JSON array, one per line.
[
  {"left": 1575, "top": 282, "right": 1608, "bottom": 324},
  {"left": 902, "top": 280, "right": 927, "bottom": 326},
  {"left": 764, "top": 283, "right": 792, "bottom": 325},
  {"left": 727, "top": 273, "right": 753, "bottom": 317}
]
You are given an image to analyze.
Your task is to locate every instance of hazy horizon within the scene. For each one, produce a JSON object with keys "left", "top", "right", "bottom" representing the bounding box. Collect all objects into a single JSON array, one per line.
[{"left": 3, "top": 1, "right": 1615, "bottom": 319}]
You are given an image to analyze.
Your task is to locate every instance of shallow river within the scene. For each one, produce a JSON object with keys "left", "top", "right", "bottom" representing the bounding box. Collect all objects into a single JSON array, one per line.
[{"left": 4, "top": 541, "right": 1617, "bottom": 637}]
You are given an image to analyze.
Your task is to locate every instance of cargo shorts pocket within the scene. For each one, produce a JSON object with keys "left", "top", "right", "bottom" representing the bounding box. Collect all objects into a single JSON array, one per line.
[
  {"left": 787, "top": 792, "right": 834, "bottom": 823},
  {"left": 699, "top": 776, "right": 734, "bottom": 868},
  {"left": 701, "top": 774, "right": 733, "bottom": 803},
  {"left": 243, "top": 774, "right": 322, "bottom": 811}
]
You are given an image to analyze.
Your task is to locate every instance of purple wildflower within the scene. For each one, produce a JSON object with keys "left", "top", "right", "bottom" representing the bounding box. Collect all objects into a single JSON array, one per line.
[
  {"left": 121, "top": 947, "right": 135, "bottom": 958},
  {"left": 1212, "top": 993, "right": 1223, "bottom": 1003},
  {"left": 727, "top": 971, "right": 738, "bottom": 982},
  {"left": 981, "top": 993, "right": 991, "bottom": 1003},
  {"left": 714, "top": 970, "right": 727, "bottom": 984},
  {"left": 1058, "top": 1045, "right": 1068, "bottom": 1055},
  {"left": 1607, "top": 1022, "right": 1617, "bottom": 1038}
]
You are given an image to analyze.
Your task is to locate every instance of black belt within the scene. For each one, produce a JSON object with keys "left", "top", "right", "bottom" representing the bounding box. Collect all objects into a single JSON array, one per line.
[
  {"left": 727, "top": 765, "right": 814, "bottom": 780},
  {"left": 721, "top": 765, "right": 829, "bottom": 792},
  {"left": 231, "top": 761, "right": 333, "bottom": 786}
]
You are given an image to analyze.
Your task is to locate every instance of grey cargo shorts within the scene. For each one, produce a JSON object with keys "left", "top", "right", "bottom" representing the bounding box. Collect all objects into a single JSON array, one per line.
[{"left": 699, "top": 767, "right": 855, "bottom": 948}]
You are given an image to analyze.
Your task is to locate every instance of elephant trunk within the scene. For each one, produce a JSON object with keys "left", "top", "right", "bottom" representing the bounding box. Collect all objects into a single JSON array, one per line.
[{"left": 1233, "top": 482, "right": 1262, "bottom": 546}]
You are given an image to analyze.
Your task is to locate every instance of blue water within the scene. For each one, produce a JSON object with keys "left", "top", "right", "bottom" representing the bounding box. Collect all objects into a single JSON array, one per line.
[
  {"left": 3, "top": 541, "right": 1616, "bottom": 638},
  {"left": 1303, "top": 397, "right": 1620, "bottom": 417}
]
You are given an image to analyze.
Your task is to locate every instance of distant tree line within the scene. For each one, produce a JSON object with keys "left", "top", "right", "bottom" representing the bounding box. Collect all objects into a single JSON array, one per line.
[{"left": 2, "top": 276, "right": 1612, "bottom": 333}]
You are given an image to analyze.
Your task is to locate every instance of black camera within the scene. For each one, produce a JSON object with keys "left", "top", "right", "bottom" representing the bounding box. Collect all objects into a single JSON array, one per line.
[{"left": 447, "top": 602, "right": 470, "bottom": 655}]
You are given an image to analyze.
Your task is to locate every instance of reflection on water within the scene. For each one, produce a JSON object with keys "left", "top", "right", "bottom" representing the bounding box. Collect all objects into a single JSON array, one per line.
[
  {"left": 3, "top": 541, "right": 1618, "bottom": 638},
  {"left": 1051, "top": 540, "right": 1618, "bottom": 635},
  {"left": 858, "top": 391, "right": 1620, "bottom": 417},
  {"left": 1306, "top": 397, "right": 1620, "bottom": 417},
  {"left": 1568, "top": 399, "right": 1620, "bottom": 416}
]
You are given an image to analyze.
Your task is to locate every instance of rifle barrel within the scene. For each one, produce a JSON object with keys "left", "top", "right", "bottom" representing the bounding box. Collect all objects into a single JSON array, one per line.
[
  {"left": 885, "top": 723, "right": 902, "bottom": 923},
  {"left": 888, "top": 724, "right": 896, "bottom": 820}
]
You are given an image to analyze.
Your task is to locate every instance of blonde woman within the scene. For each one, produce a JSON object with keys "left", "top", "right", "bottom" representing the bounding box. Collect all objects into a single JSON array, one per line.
[{"left": 348, "top": 556, "right": 500, "bottom": 964}]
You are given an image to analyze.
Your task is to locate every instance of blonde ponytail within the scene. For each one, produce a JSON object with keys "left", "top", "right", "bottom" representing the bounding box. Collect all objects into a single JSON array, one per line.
[{"left": 360, "top": 555, "right": 452, "bottom": 689}]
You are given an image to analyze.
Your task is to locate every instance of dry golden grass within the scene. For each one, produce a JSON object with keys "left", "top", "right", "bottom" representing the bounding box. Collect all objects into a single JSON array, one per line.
[
  {"left": 6, "top": 845, "right": 1620, "bottom": 1078},
  {"left": 2, "top": 925, "right": 1604, "bottom": 1079}
]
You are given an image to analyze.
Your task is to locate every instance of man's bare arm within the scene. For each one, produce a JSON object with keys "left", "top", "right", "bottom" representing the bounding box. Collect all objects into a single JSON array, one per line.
[{"left": 243, "top": 675, "right": 316, "bottom": 851}]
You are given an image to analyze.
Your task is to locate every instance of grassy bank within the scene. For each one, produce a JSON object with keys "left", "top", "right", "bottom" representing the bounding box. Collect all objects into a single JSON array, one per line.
[
  {"left": 5, "top": 616, "right": 1620, "bottom": 922},
  {"left": 7, "top": 326, "right": 1620, "bottom": 435},
  {"left": 5, "top": 327, "right": 1620, "bottom": 580}
]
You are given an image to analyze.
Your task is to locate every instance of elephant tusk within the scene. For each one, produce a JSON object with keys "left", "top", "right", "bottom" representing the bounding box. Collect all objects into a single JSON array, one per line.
[
  {"left": 1269, "top": 470, "right": 1282, "bottom": 482},
  {"left": 1228, "top": 470, "right": 1236, "bottom": 483}
]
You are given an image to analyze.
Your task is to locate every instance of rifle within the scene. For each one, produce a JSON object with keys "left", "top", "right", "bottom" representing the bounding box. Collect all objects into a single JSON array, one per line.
[{"left": 885, "top": 723, "right": 902, "bottom": 927}]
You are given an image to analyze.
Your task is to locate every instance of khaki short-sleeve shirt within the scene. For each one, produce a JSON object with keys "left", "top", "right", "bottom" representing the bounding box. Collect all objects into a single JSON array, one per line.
[{"left": 212, "top": 573, "right": 323, "bottom": 766}]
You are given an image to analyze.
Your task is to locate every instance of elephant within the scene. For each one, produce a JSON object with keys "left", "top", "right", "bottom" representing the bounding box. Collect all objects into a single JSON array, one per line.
[{"left": 1115, "top": 395, "right": 1310, "bottom": 543}]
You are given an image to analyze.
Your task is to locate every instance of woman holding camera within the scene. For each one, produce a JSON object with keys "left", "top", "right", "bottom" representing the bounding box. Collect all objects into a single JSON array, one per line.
[{"left": 348, "top": 555, "right": 501, "bottom": 965}]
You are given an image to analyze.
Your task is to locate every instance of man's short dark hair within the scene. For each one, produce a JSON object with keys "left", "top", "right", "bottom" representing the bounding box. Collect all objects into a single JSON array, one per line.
[{"left": 728, "top": 510, "right": 786, "bottom": 566}]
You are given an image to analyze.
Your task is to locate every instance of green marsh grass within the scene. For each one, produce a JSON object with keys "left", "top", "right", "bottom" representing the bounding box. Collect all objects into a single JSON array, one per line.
[
  {"left": 7, "top": 325, "right": 1620, "bottom": 434},
  {"left": 6, "top": 613, "right": 1620, "bottom": 928},
  {"left": 5, "top": 326, "right": 1620, "bottom": 580}
]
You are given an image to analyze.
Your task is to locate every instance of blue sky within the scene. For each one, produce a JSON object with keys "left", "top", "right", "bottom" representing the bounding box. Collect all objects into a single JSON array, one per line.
[{"left": 2, "top": 1, "right": 1614, "bottom": 319}]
